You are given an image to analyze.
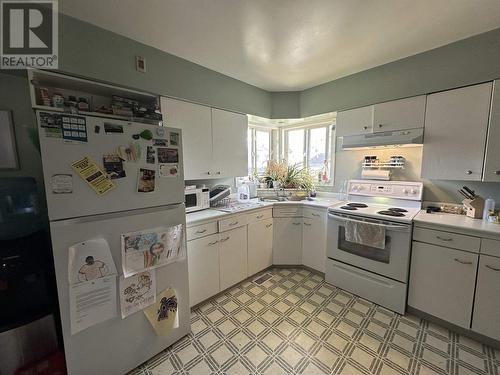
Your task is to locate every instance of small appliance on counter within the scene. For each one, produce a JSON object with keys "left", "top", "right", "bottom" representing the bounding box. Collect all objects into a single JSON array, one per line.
[{"left": 185, "top": 185, "right": 210, "bottom": 213}]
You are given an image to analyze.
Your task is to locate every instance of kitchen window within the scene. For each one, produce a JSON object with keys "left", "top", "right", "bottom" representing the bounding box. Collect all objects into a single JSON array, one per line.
[
  {"left": 283, "top": 123, "right": 335, "bottom": 186},
  {"left": 248, "top": 127, "right": 272, "bottom": 175}
]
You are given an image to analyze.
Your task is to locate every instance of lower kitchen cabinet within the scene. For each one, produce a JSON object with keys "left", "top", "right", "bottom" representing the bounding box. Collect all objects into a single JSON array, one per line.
[
  {"left": 187, "top": 233, "right": 220, "bottom": 307},
  {"left": 219, "top": 226, "right": 248, "bottom": 291},
  {"left": 408, "top": 241, "right": 478, "bottom": 329},
  {"left": 248, "top": 218, "right": 273, "bottom": 276},
  {"left": 472, "top": 255, "right": 500, "bottom": 341},
  {"left": 273, "top": 217, "right": 302, "bottom": 265},
  {"left": 302, "top": 212, "right": 327, "bottom": 272}
]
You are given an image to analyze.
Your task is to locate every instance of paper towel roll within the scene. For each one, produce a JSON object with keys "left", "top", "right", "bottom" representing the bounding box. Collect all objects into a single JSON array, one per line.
[{"left": 361, "top": 169, "right": 391, "bottom": 180}]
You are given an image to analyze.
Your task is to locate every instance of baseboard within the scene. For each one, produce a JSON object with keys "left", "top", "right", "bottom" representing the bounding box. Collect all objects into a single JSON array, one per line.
[{"left": 407, "top": 306, "right": 500, "bottom": 349}]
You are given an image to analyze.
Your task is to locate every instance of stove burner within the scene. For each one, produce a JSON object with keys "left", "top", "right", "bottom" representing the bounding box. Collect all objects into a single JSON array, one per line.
[
  {"left": 378, "top": 210, "right": 405, "bottom": 217},
  {"left": 340, "top": 206, "right": 357, "bottom": 210},
  {"left": 347, "top": 202, "right": 368, "bottom": 208},
  {"left": 388, "top": 207, "right": 408, "bottom": 213}
]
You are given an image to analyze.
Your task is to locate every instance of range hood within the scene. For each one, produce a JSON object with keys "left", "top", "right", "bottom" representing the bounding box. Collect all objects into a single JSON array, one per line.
[{"left": 341, "top": 128, "right": 424, "bottom": 150}]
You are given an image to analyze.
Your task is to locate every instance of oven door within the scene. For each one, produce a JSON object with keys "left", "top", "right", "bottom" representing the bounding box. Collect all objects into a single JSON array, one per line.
[
  {"left": 185, "top": 191, "right": 200, "bottom": 212},
  {"left": 327, "top": 212, "right": 412, "bottom": 282}
]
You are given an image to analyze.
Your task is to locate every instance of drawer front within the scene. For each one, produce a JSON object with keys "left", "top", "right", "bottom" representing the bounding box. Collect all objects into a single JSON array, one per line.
[
  {"left": 303, "top": 207, "right": 325, "bottom": 220},
  {"left": 481, "top": 238, "right": 500, "bottom": 257},
  {"left": 413, "top": 227, "right": 480, "bottom": 252},
  {"left": 247, "top": 208, "right": 272, "bottom": 224},
  {"left": 187, "top": 221, "right": 218, "bottom": 241},
  {"left": 219, "top": 215, "right": 247, "bottom": 232},
  {"left": 273, "top": 206, "right": 303, "bottom": 218}
]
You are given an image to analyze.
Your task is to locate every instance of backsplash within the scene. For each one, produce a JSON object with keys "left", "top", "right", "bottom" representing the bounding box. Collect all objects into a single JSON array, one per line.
[{"left": 333, "top": 139, "right": 500, "bottom": 205}]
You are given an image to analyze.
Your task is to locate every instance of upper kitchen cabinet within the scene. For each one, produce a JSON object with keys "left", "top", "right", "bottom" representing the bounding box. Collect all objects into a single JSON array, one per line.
[
  {"left": 372, "top": 95, "right": 426, "bottom": 132},
  {"left": 483, "top": 80, "right": 500, "bottom": 182},
  {"left": 336, "top": 95, "right": 425, "bottom": 137},
  {"left": 421, "top": 82, "right": 493, "bottom": 181},
  {"left": 336, "top": 105, "right": 373, "bottom": 137},
  {"left": 161, "top": 97, "right": 248, "bottom": 179},
  {"left": 161, "top": 97, "right": 213, "bottom": 179},
  {"left": 211, "top": 108, "right": 248, "bottom": 178}
]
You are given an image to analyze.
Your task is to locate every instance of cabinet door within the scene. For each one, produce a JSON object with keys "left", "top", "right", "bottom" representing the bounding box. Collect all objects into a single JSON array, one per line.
[
  {"left": 219, "top": 226, "right": 248, "bottom": 291},
  {"left": 483, "top": 80, "right": 500, "bottom": 182},
  {"left": 336, "top": 105, "right": 373, "bottom": 136},
  {"left": 187, "top": 234, "right": 220, "bottom": 307},
  {"left": 161, "top": 97, "right": 213, "bottom": 180},
  {"left": 408, "top": 241, "right": 478, "bottom": 328},
  {"left": 273, "top": 218, "right": 302, "bottom": 265},
  {"left": 302, "top": 212, "right": 327, "bottom": 272},
  {"left": 248, "top": 218, "right": 273, "bottom": 276},
  {"left": 472, "top": 255, "right": 500, "bottom": 340},
  {"left": 211, "top": 108, "right": 248, "bottom": 178},
  {"left": 421, "top": 83, "right": 492, "bottom": 180},
  {"left": 373, "top": 95, "right": 426, "bottom": 132}
]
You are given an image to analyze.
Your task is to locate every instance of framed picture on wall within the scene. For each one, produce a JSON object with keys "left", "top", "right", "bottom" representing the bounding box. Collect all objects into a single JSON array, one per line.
[{"left": 0, "top": 110, "right": 19, "bottom": 169}]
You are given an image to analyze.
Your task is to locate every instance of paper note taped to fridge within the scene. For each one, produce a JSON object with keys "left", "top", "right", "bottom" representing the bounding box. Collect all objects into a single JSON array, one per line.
[
  {"left": 71, "top": 156, "right": 115, "bottom": 195},
  {"left": 119, "top": 271, "right": 156, "bottom": 318},
  {"left": 121, "top": 224, "right": 185, "bottom": 278},
  {"left": 68, "top": 238, "right": 117, "bottom": 284},
  {"left": 144, "top": 287, "right": 179, "bottom": 336},
  {"left": 69, "top": 275, "right": 117, "bottom": 335},
  {"left": 67, "top": 239, "right": 118, "bottom": 335}
]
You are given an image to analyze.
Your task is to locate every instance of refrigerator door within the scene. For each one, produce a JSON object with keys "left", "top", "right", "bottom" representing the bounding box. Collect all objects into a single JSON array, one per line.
[
  {"left": 37, "top": 111, "right": 185, "bottom": 221},
  {"left": 49, "top": 203, "right": 189, "bottom": 375}
]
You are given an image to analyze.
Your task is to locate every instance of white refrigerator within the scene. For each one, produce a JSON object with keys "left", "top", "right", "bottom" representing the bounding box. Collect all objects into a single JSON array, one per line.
[{"left": 36, "top": 111, "right": 190, "bottom": 375}]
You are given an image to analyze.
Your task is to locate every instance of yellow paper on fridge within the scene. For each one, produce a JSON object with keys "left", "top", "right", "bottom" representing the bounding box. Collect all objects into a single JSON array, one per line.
[
  {"left": 71, "top": 156, "right": 115, "bottom": 195},
  {"left": 143, "top": 287, "right": 179, "bottom": 336}
]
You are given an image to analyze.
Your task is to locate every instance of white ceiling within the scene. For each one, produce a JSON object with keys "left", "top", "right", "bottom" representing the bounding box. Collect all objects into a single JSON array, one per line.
[{"left": 61, "top": 0, "right": 500, "bottom": 91}]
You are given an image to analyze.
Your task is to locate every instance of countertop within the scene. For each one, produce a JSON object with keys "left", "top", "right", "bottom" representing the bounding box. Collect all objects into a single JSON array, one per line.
[
  {"left": 414, "top": 210, "right": 500, "bottom": 238},
  {"left": 186, "top": 197, "right": 340, "bottom": 226}
]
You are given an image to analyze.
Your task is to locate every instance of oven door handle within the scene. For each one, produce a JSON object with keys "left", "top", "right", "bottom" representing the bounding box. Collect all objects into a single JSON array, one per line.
[{"left": 328, "top": 213, "right": 410, "bottom": 232}]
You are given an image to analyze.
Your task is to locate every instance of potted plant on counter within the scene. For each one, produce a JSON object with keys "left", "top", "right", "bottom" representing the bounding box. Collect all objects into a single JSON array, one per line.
[{"left": 260, "top": 161, "right": 315, "bottom": 200}]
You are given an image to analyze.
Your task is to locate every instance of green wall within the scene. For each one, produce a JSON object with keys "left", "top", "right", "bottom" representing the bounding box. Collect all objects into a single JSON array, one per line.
[
  {"left": 0, "top": 72, "right": 46, "bottom": 212},
  {"left": 300, "top": 27, "right": 500, "bottom": 117},
  {"left": 58, "top": 14, "right": 271, "bottom": 117},
  {"left": 270, "top": 91, "right": 300, "bottom": 118}
]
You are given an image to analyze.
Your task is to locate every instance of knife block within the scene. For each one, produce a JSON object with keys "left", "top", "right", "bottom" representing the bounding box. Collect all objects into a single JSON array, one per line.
[{"left": 462, "top": 197, "right": 485, "bottom": 219}]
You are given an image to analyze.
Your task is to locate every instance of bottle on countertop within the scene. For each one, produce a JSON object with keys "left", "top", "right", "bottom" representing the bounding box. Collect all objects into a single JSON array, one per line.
[
  {"left": 483, "top": 198, "right": 496, "bottom": 222},
  {"left": 237, "top": 182, "right": 250, "bottom": 203}
]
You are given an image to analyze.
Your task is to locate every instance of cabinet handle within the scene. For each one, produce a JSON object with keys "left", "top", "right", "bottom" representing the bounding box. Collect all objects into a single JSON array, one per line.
[
  {"left": 363, "top": 126, "right": 368, "bottom": 130},
  {"left": 256, "top": 214, "right": 264, "bottom": 219},
  {"left": 486, "top": 264, "right": 500, "bottom": 271},
  {"left": 436, "top": 236, "right": 452, "bottom": 242},
  {"left": 207, "top": 171, "right": 211, "bottom": 175},
  {"left": 378, "top": 124, "right": 383, "bottom": 128},
  {"left": 494, "top": 171, "right": 500, "bottom": 175},
  {"left": 216, "top": 171, "right": 221, "bottom": 175},
  {"left": 292, "top": 222, "right": 301, "bottom": 225},
  {"left": 454, "top": 258, "right": 473, "bottom": 265},
  {"left": 266, "top": 223, "right": 273, "bottom": 228},
  {"left": 196, "top": 229, "right": 207, "bottom": 234},
  {"left": 220, "top": 236, "right": 230, "bottom": 242},
  {"left": 229, "top": 221, "right": 239, "bottom": 226},
  {"left": 208, "top": 240, "right": 219, "bottom": 246},
  {"left": 304, "top": 223, "right": 312, "bottom": 226},
  {"left": 466, "top": 170, "right": 472, "bottom": 175}
]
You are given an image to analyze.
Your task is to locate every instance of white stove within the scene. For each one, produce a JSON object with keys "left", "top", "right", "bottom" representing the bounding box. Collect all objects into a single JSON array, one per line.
[
  {"left": 329, "top": 180, "right": 423, "bottom": 223},
  {"left": 325, "top": 180, "right": 423, "bottom": 314}
]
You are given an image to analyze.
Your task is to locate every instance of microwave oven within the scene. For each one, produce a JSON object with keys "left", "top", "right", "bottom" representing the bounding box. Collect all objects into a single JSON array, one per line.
[{"left": 185, "top": 188, "right": 210, "bottom": 213}]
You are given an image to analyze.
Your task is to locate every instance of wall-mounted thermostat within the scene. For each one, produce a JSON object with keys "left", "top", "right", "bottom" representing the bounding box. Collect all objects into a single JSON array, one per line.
[{"left": 135, "top": 56, "right": 146, "bottom": 73}]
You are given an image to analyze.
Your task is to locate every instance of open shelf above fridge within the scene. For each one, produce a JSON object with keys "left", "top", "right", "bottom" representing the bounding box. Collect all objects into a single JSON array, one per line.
[{"left": 28, "top": 69, "right": 162, "bottom": 125}]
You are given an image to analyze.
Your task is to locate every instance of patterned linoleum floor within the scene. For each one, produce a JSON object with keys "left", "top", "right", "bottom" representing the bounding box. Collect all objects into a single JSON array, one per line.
[{"left": 130, "top": 268, "right": 500, "bottom": 375}]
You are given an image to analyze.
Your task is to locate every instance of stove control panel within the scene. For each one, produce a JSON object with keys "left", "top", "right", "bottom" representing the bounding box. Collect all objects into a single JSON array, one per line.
[{"left": 348, "top": 180, "right": 423, "bottom": 201}]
